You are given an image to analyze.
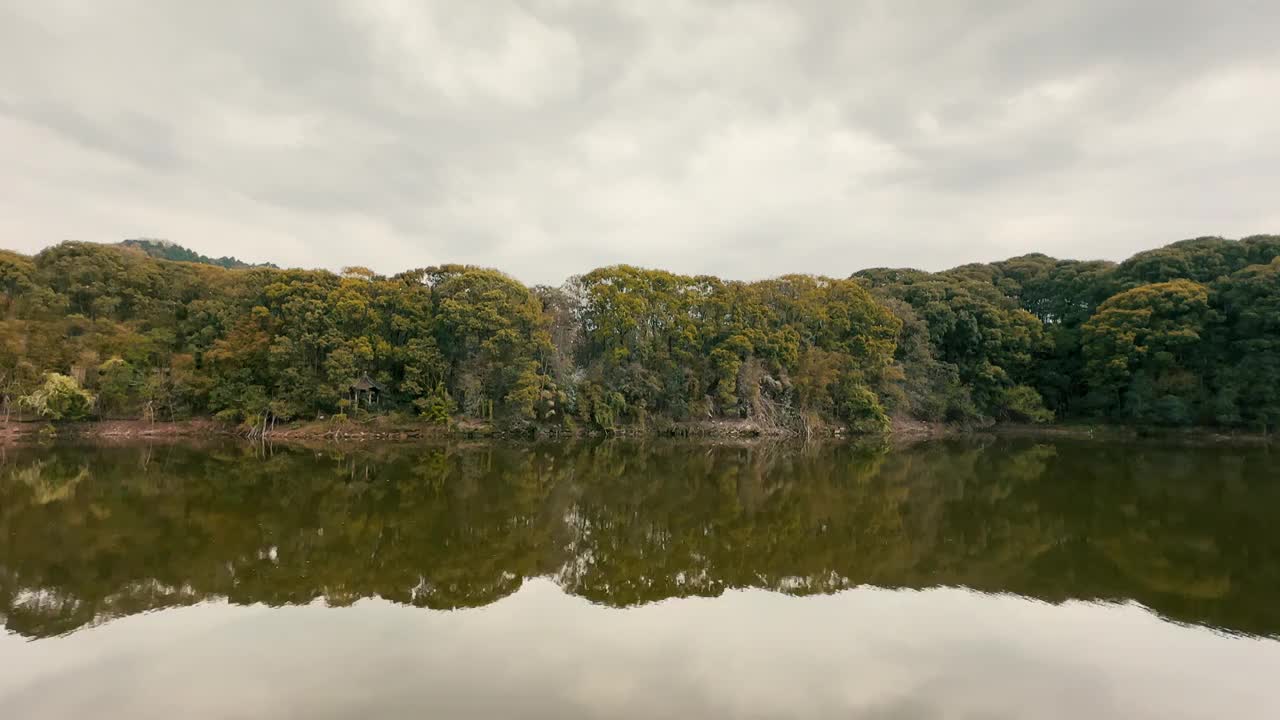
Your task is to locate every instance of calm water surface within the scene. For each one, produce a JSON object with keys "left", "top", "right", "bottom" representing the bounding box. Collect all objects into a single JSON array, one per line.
[{"left": 1, "top": 438, "right": 1278, "bottom": 719}]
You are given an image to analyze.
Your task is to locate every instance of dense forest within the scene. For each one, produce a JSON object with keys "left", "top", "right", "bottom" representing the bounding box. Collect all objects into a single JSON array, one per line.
[{"left": 0, "top": 235, "right": 1276, "bottom": 433}]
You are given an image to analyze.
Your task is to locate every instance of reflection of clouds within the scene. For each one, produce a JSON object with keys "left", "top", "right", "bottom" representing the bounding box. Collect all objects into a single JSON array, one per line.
[{"left": 1, "top": 582, "right": 1276, "bottom": 719}]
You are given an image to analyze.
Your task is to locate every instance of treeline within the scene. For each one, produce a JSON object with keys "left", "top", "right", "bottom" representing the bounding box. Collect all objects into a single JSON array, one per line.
[
  {"left": 119, "top": 238, "right": 275, "bottom": 270},
  {"left": 857, "top": 235, "right": 1280, "bottom": 429},
  {"left": 0, "top": 235, "right": 1276, "bottom": 432}
]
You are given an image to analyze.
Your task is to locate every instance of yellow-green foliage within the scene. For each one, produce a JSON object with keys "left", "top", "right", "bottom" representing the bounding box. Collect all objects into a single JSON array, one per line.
[
  {"left": 0, "top": 236, "right": 1277, "bottom": 432},
  {"left": 20, "top": 373, "right": 96, "bottom": 421}
]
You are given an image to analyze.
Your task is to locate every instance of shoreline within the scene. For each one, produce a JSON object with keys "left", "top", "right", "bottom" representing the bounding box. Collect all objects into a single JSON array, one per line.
[{"left": 1, "top": 417, "right": 1273, "bottom": 447}]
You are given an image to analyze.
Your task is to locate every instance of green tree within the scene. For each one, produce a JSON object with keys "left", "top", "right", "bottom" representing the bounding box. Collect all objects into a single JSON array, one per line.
[
  {"left": 96, "top": 357, "right": 138, "bottom": 417},
  {"left": 20, "top": 373, "right": 96, "bottom": 421},
  {"left": 1082, "top": 280, "right": 1215, "bottom": 424},
  {"left": 1209, "top": 258, "right": 1280, "bottom": 432},
  {"left": 415, "top": 382, "right": 456, "bottom": 424},
  {"left": 857, "top": 272, "right": 1050, "bottom": 421},
  {"left": 0, "top": 235, "right": 1275, "bottom": 433}
]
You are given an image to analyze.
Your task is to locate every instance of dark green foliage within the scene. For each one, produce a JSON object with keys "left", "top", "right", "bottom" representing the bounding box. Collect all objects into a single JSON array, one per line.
[
  {"left": 571, "top": 267, "right": 899, "bottom": 431},
  {"left": 119, "top": 238, "right": 275, "bottom": 270},
  {"left": 1, "top": 234, "right": 1277, "bottom": 431},
  {"left": 1081, "top": 280, "right": 1215, "bottom": 424},
  {"left": 1113, "top": 235, "right": 1280, "bottom": 288},
  {"left": 859, "top": 235, "right": 1280, "bottom": 429},
  {"left": 857, "top": 269, "right": 1052, "bottom": 422},
  {"left": 1209, "top": 257, "right": 1280, "bottom": 432},
  {"left": 1, "top": 243, "right": 557, "bottom": 427}
]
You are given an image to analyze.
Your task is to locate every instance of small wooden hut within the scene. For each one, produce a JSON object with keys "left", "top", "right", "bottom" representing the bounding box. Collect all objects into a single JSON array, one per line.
[{"left": 349, "top": 375, "right": 383, "bottom": 408}]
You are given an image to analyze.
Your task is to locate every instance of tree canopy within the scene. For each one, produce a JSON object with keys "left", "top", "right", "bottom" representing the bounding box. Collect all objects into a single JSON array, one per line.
[{"left": 0, "top": 234, "right": 1276, "bottom": 431}]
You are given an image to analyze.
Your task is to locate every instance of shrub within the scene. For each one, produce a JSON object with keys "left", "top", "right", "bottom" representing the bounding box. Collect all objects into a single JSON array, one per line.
[
  {"left": 998, "top": 385, "right": 1054, "bottom": 424},
  {"left": 19, "top": 374, "right": 96, "bottom": 421},
  {"left": 415, "top": 383, "right": 455, "bottom": 425}
]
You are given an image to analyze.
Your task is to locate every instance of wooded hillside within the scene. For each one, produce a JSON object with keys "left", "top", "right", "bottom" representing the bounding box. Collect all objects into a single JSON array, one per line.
[{"left": 1, "top": 235, "right": 1276, "bottom": 432}]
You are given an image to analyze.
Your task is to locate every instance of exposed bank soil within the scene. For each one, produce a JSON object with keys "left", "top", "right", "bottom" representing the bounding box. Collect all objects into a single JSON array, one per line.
[
  {"left": 0, "top": 419, "right": 228, "bottom": 440},
  {"left": 889, "top": 417, "right": 960, "bottom": 441},
  {"left": 266, "top": 421, "right": 452, "bottom": 441},
  {"left": 1, "top": 417, "right": 1272, "bottom": 446},
  {"left": 1, "top": 417, "right": 815, "bottom": 443},
  {"left": 0, "top": 415, "right": 458, "bottom": 443},
  {"left": 0, "top": 417, "right": 464, "bottom": 444},
  {"left": 612, "top": 418, "right": 792, "bottom": 439},
  {"left": 991, "top": 422, "right": 1277, "bottom": 446}
]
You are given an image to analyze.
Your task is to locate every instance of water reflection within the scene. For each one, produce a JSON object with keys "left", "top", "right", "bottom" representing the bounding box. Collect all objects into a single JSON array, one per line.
[{"left": 1, "top": 438, "right": 1278, "bottom": 640}]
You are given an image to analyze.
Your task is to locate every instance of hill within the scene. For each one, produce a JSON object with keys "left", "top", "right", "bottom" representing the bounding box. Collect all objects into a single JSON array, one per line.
[
  {"left": 0, "top": 234, "right": 1276, "bottom": 434},
  {"left": 118, "top": 238, "right": 276, "bottom": 269}
]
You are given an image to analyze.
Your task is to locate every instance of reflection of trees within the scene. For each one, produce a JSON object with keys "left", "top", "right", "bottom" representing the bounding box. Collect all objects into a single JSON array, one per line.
[
  {"left": 1, "top": 439, "right": 1278, "bottom": 639},
  {"left": 12, "top": 457, "right": 89, "bottom": 504}
]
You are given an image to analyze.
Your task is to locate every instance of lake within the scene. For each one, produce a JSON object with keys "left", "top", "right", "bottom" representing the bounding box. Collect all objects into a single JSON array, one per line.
[{"left": 1, "top": 437, "right": 1278, "bottom": 718}]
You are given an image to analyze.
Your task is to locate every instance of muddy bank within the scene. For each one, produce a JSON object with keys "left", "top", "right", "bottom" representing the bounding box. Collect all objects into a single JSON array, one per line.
[
  {"left": 0, "top": 419, "right": 228, "bottom": 440},
  {"left": 1, "top": 417, "right": 1272, "bottom": 446},
  {"left": 0, "top": 418, "right": 452, "bottom": 443},
  {"left": 0, "top": 417, "right": 810, "bottom": 443},
  {"left": 989, "top": 422, "right": 1277, "bottom": 446}
]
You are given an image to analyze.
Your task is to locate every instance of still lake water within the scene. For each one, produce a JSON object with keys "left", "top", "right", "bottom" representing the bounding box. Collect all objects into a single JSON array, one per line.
[{"left": 1, "top": 437, "right": 1278, "bottom": 719}]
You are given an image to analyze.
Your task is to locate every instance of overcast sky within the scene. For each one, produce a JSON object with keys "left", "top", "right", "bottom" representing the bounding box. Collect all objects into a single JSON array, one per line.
[{"left": 2, "top": 1, "right": 1278, "bottom": 285}]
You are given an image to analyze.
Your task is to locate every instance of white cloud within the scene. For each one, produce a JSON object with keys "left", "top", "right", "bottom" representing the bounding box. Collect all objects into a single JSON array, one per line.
[{"left": 1, "top": 0, "right": 1276, "bottom": 284}]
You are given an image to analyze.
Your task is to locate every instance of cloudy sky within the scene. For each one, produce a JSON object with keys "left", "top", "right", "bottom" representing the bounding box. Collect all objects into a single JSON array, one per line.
[{"left": 2, "top": 1, "right": 1277, "bottom": 285}]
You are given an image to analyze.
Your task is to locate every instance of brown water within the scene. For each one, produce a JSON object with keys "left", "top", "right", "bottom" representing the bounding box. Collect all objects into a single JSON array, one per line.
[{"left": 1, "top": 438, "right": 1278, "bottom": 718}]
